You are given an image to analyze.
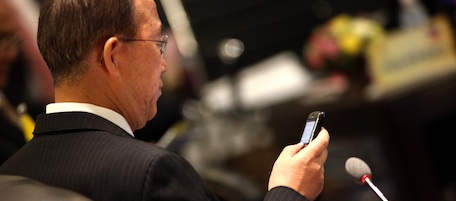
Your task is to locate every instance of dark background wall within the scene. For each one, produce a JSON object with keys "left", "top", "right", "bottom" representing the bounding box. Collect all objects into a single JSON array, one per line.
[{"left": 156, "top": 0, "right": 443, "bottom": 81}]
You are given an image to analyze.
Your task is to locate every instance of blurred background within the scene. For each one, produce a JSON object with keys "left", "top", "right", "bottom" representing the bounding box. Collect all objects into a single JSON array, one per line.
[{"left": 6, "top": 0, "right": 456, "bottom": 200}]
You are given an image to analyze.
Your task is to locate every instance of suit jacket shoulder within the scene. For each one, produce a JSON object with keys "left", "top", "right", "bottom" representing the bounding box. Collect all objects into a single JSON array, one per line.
[{"left": 1, "top": 112, "right": 219, "bottom": 201}]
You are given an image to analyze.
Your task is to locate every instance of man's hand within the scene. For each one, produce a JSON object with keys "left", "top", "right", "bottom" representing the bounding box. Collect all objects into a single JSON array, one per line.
[{"left": 268, "top": 128, "right": 330, "bottom": 201}]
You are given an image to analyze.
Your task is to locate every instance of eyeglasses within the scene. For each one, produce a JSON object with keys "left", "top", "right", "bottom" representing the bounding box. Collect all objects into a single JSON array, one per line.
[
  {"left": 0, "top": 34, "right": 21, "bottom": 51},
  {"left": 118, "top": 35, "right": 168, "bottom": 55}
]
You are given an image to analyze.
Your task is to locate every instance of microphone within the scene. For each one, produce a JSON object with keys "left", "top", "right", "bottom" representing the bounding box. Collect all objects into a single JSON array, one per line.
[{"left": 345, "top": 157, "right": 389, "bottom": 201}]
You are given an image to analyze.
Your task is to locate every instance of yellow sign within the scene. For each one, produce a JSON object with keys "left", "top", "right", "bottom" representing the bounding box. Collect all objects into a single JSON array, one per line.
[{"left": 366, "top": 15, "right": 456, "bottom": 97}]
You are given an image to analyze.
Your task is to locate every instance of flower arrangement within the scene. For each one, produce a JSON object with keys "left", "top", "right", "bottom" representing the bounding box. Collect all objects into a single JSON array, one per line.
[{"left": 303, "top": 14, "right": 385, "bottom": 77}]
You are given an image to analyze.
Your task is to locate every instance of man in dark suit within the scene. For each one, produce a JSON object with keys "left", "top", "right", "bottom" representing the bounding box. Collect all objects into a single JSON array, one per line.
[{"left": 0, "top": 0, "right": 330, "bottom": 200}]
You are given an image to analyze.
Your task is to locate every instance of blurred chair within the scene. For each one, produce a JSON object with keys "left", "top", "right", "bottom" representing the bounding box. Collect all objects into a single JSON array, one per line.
[{"left": 0, "top": 175, "right": 92, "bottom": 201}]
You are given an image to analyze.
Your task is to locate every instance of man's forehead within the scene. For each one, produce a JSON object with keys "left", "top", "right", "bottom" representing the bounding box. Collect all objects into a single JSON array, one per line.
[
  {"left": 134, "top": 0, "right": 158, "bottom": 14},
  {"left": 135, "top": 0, "right": 162, "bottom": 31}
]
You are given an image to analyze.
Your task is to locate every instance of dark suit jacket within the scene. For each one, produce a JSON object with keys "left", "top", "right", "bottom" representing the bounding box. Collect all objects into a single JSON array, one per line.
[{"left": 0, "top": 112, "right": 308, "bottom": 201}]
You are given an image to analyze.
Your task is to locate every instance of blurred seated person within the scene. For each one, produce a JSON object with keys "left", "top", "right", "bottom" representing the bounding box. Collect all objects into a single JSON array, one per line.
[{"left": 0, "top": 0, "right": 53, "bottom": 164}]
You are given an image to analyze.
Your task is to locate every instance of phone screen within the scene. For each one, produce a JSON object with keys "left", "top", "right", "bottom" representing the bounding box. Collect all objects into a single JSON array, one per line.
[
  {"left": 300, "top": 111, "right": 325, "bottom": 144},
  {"left": 300, "top": 120, "right": 316, "bottom": 144}
]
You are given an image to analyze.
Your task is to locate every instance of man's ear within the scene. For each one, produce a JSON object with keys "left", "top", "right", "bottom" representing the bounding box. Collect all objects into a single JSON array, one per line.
[{"left": 100, "top": 37, "right": 121, "bottom": 75}]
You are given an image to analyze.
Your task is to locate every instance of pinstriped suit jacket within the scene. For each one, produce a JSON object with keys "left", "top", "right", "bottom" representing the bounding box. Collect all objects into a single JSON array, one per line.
[{"left": 0, "top": 112, "right": 309, "bottom": 201}]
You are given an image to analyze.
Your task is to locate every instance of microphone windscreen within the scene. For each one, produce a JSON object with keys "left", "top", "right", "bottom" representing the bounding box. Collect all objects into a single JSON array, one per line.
[{"left": 345, "top": 157, "right": 372, "bottom": 181}]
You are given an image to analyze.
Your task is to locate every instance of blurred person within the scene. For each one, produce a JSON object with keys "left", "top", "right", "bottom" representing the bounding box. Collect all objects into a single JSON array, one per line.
[
  {"left": 0, "top": 0, "right": 330, "bottom": 201},
  {"left": 0, "top": 0, "right": 51, "bottom": 164}
]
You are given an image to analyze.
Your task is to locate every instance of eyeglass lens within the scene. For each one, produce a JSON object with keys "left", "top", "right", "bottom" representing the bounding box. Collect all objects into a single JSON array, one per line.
[{"left": 159, "top": 35, "right": 168, "bottom": 55}]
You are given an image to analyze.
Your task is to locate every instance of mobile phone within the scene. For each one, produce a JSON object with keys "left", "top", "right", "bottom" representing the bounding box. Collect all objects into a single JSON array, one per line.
[{"left": 300, "top": 111, "right": 325, "bottom": 144}]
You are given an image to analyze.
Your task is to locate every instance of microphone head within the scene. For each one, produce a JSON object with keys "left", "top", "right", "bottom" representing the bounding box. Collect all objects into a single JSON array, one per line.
[{"left": 345, "top": 157, "right": 372, "bottom": 184}]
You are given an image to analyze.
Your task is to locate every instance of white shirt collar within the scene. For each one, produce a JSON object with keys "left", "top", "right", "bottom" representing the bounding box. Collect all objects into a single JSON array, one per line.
[{"left": 46, "top": 102, "right": 134, "bottom": 137}]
